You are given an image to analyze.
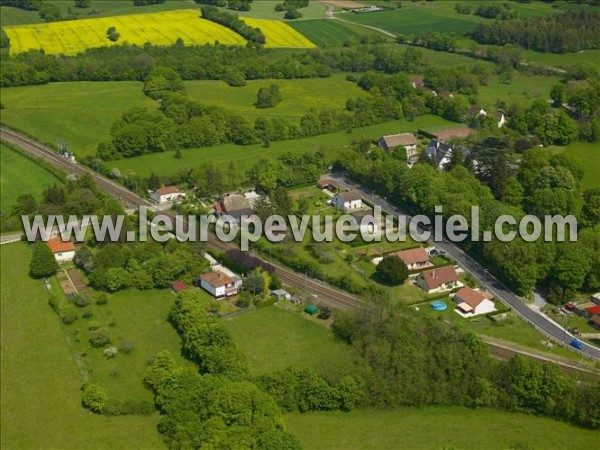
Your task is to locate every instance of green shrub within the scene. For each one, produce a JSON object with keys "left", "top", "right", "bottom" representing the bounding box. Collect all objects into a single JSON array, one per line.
[
  {"left": 82, "top": 384, "right": 107, "bottom": 413},
  {"left": 61, "top": 314, "right": 78, "bottom": 325},
  {"left": 73, "top": 294, "right": 91, "bottom": 307},
  {"left": 118, "top": 339, "right": 135, "bottom": 354},
  {"left": 89, "top": 329, "right": 110, "bottom": 348}
]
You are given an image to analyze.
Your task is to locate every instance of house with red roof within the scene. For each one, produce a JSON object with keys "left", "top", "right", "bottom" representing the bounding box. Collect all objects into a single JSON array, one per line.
[
  {"left": 453, "top": 287, "right": 495, "bottom": 317},
  {"left": 150, "top": 186, "right": 186, "bottom": 205},
  {"left": 199, "top": 270, "right": 242, "bottom": 299},
  {"left": 416, "top": 266, "right": 461, "bottom": 294},
  {"left": 47, "top": 236, "right": 76, "bottom": 262},
  {"left": 393, "top": 247, "right": 432, "bottom": 271}
]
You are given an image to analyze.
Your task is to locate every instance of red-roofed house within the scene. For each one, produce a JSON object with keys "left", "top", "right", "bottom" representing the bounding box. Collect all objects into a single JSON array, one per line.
[
  {"left": 47, "top": 236, "right": 76, "bottom": 262},
  {"left": 431, "top": 127, "right": 472, "bottom": 141},
  {"left": 200, "top": 270, "right": 242, "bottom": 299},
  {"left": 151, "top": 186, "right": 186, "bottom": 205},
  {"left": 416, "top": 266, "right": 461, "bottom": 294},
  {"left": 393, "top": 247, "right": 432, "bottom": 271},
  {"left": 453, "top": 287, "right": 495, "bottom": 317},
  {"left": 586, "top": 305, "right": 600, "bottom": 317}
]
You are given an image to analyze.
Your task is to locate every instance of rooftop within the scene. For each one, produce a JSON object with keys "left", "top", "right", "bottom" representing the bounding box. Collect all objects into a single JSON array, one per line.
[
  {"left": 47, "top": 236, "right": 76, "bottom": 254},
  {"left": 420, "top": 266, "right": 458, "bottom": 290},
  {"left": 381, "top": 132, "right": 417, "bottom": 148},
  {"left": 337, "top": 190, "right": 361, "bottom": 203},
  {"left": 431, "top": 127, "right": 472, "bottom": 141},
  {"left": 454, "top": 287, "right": 492, "bottom": 308},
  {"left": 201, "top": 270, "right": 235, "bottom": 287},
  {"left": 395, "top": 247, "right": 429, "bottom": 265},
  {"left": 156, "top": 186, "right": 183, "bottom": 196}
]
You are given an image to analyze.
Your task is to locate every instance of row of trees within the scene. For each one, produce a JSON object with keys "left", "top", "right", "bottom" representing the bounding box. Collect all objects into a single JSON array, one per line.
[
  {"left": 471, "top": 11, "right": 600, "bottom": 53},
  {"left": 333, "top": 306, "right": 600, "bottom": 429},
  {"left": 194, "top": 0, "right": 253, "bottom": 11},
  {"left": 200, "top": 5, "right": 265, "bottom": 45},
  {"left": 0, "top": 0, "right": 61, "bottom": 21}
]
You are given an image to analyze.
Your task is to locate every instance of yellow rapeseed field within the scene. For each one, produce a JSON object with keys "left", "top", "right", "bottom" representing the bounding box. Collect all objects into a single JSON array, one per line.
[
  {"left": 4, "top": 10, "right": 247, "bottom": 56},
  {"left": 240, "top": 17, "right": 316, "bottom": 49}
]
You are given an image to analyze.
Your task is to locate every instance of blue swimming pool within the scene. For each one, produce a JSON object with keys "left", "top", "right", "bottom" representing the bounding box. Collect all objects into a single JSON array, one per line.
[{"left": 430, "top": 300, "right": 447, "bottom": 311}]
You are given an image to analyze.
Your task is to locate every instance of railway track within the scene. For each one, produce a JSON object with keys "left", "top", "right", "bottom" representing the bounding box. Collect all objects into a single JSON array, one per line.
[
  {"left": 4, "top": 128, "right": 598, "bottom": 375},
  {"left": 0, "top": 128, "right": 362, "bottom": 311}
]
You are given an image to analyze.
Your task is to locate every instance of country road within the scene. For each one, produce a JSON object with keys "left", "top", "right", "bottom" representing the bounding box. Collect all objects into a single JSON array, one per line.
[
  {"left": 325, "top": 175, "right": 600, "bottom": 362},
  {"left": 2, "top": 127, "right": 599, "bottom": 371}
]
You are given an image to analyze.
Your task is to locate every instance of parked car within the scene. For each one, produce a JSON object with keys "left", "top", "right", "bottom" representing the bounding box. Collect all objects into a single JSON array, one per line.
[{"left": 570, "top": 338, "right": 583, "bottom": 350}]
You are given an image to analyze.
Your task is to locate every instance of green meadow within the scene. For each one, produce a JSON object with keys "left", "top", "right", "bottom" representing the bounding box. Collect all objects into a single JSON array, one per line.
[
  {"left": 0, "top": 243, "right": 164, "bottom": 449},
  {"left": 286, "top": 407, "right": 599, "bottom": 450},
  {"left": 224, "top": 305, "right": 359, "bottom": 377},
  {"left": 184, "top": 74, "right": 365, "bottom": 120},
  {"left": 550, "top": 142, "right": 600, "bottom": 191},
  {"left": 0, "top": 144, "right": 62, "bottom": 215},
  {"left": 288, "top": 19, "right": 369, "bottom": 47},
  {"left": 0, "top": 81, "right": 155, "bottom": 157}
]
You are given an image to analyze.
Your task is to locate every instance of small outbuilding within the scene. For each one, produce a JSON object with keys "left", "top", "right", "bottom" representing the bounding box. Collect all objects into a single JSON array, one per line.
[
  {"left": 172, "top": 281, "right": 187, "bottom": 293},
  {"left": 47, "top": 236, "right": 76, "bottom": 262}
]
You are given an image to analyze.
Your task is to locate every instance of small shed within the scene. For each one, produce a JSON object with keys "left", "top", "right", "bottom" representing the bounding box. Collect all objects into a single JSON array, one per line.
[
  {"left": 271, "top": 289, "right": 291, "bottom": 300},
  {"left": 304, "top": 304, "right": 319, "bottom": 315},
  {"left": 172, "top": 281, "right": 187, "bottom": 293}
]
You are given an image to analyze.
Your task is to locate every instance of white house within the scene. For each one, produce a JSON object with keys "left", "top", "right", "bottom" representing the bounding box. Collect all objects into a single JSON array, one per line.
[
  {"left": 199, "top": 270, "right": 242, "bottom": 299},
  {"left": 416, "top": 266, "right": 461, "bottom": 294},
  {"left": 453, "top": 287, "right": 495, "bottom": 318},
  {"left": 151, "top": 186, "right": 186, "bottom": 205},
  {"left": 332, "top": 190, "right": 362, "bottom": 212},
  {"left": 377, "top": 133, "right": 418, "bottom": 165},
  {"left": 47, "top": 236, "right": 76, "bottom": 262}
]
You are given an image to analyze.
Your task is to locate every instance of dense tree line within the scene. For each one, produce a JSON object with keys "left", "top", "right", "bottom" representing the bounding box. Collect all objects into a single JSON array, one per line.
[
  {"left": 75, "top": 240, "right": 209, "bottom": 292},
  {"left": 133, "top": 0, "right": 165, "bottom": 5},
  {"left": 333, "top": 306, "right": 600, "bottom": 429},
  {"left": 194, "top": 0, "right": 253, "bottom": 11},
  {"left": 200, "top": 5, "right": 265, "bottom": 45},
  {"left": 0, "top": 0, "right": 62, "bottom": 21},
  {"left": 471, "top": 11, "right": 600, "bottom": 53}
]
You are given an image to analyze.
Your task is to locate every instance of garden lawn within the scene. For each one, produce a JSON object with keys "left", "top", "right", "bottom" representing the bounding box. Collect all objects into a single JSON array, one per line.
[
  {"left": 0, "top": 144, "right": 62, "bottom": 215},
  {"left": 231, "top": 1, "right": 327, "bottom": 21},
  {"left": 476, "top": 73, "right": 561, "bottom": 108},
  {"left": 184, "top": 74, "right": 364, "bottom": 120},
  {"left": 285, "top": 407, "right": 599, "bottom": 450},
  {"left": 224, "top": 305, "right": 358, "bottom": 377},
  {"left": 114, "top": 115, "right": 456, "bottom": 178},
  {"left": 0, "top": 81, "right": 155, "bottom": 157},
  {"left": 0, "top": 242, "right": 164, "bottom": 449}
]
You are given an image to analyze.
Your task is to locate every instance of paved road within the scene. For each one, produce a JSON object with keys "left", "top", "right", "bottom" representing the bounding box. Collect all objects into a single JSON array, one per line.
[{"left": 326, "top": 175, "right": 600, "bottom": 361}]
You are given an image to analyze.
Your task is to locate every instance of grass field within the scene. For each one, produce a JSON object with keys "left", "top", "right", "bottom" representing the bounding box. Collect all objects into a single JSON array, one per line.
[
  {"left": 113, "top": 115, "right": 456, "bottom": 178},
  {"left": 285, "top": 407, "right": 599, "bottom": 450},
  {"left": 0, "top": 1, "right": 196, "bottom": 26},
  {"left": 338, "top": 1, "right": 560, "bottom": 37},
  {"left": 4, "top": 9, "right": 246, "bottom": 55},
  {"left": 288, "top": 18, "right": 367, "bottom": 47},
  {"left": 549, "top": 142, "right": 600, "bottom": 191},
  {"left": 185, "top": 74, "right": 364, "bottom": 120},
  {"left": 0, "top": 81, "right": 155, "bottom": 157},
  {"left": 233, "top": 1, "right": 327, "bottom": 20},
  {"left": 0, "top": 144, "right": 62, "bottom": 215},
  {"left": 241, "top": 16, "right": 316, "bottom": 48},
  {"left": 0, "top": 243, "right": 164, "bottom": 449},
  {"left": 54, "top": 287, "right": 192, "bottom": 402},
  {"left": 476, "top": 73, "right": 560, "bottom": 108},
  {"left": 224, "top": 305, "right": 359, "bottom": 377}
]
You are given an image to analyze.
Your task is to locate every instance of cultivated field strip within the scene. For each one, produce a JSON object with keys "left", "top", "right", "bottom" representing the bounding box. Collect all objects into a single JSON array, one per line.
[
  {"left": 241, "top": 17, "right": 316, "bottom": 48},
  {"left": 4, "top": 10, "right": 247, "bottom": 56}
]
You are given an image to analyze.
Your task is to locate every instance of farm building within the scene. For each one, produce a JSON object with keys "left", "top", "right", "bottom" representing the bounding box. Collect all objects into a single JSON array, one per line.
[
  {"left": 151, "top": 186, "right": 186, "bottom": 205},
  {"left": 199, "top": 270, "right": 242, "bottom": 299},
  {"left": 377, "top": 133, "right": 418, "bottom": 165},
  {"left": 416, "top": 266, "right": 461, "bottom": 294},
  {"left": 332, "top": 190, "right": 362, "bottom": 212},
  {"left": 453, "top": 287, "right": 495, "bottom": 318},
  {"left": 393, "top": 247, "right": 432, "bottom": 271},
  {"left": 47, "top": 236, "right": 76, "bottom": 262}
]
